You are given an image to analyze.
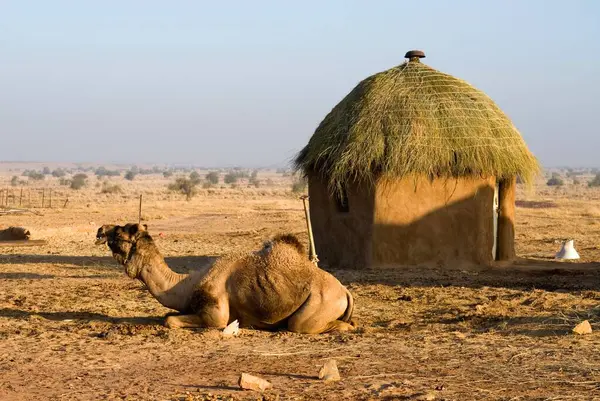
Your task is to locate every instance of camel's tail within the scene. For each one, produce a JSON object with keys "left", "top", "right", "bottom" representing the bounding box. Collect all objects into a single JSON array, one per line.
[{"left": 341, "top": 288, "right": 355, "bottom": 325}]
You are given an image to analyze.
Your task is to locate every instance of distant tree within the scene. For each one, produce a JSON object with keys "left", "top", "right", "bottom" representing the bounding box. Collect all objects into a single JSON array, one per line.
[
  {"left": 224, "top": 172, "right": 238, "bottom": 185},
  {"left": 42, "top": 166, "right": 51, "bottom": 175},
  {"left": 124, "top": 171, "right": 137, "bottom": 181},
  {"left": 10, "top": 176, "right": 18, "bottom": 187},
  {"left": 168, "top": 177, "right": 198, "bottom": 200},
  {"left": 205, "top": 171, "right": 219, "bottom": 185},
  {"left": 52, "top": 168, "right": 66, "bottom": 178},
  {"left": 249, "top": 170, "right": 260, "bottom": 188},
  {"left": 588, "top": 173, "right": 600, "bottom": 187},
  {"left": 71, "top": 173, "right": 88, "bottom": 190},
  {"left": 163, "top": 170, "right": 173, "bottom": 178},
  {"left": 546, "top": 173, "right": 564, "bottom": 187},
  {"left": 28, "top": 171, "right": 45, "bottom": 181},
  {"left": 190, "top": 171, "right": 201, "bottom": 184}
]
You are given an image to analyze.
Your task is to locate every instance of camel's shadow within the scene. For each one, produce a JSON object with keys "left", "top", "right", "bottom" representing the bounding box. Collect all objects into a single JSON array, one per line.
[
  {"left": 0, "top": 254, "right": 218, "bottom": 274},
  {"left": 0, "top": 307, "right": 166, "bottom": 325}
]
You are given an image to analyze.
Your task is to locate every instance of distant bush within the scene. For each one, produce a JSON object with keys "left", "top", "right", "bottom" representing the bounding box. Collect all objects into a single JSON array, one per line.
[
  {"left": 190, "top": 171, "right": 201, "bottom": 184},
  {"left": 291, "top": 177, "right": 308, "bottom": 193},
  {"left": 28, "top": 171, "right": 45, "bottom": 181},
  {"left": 168, "top": 177, "right": 198, "bottom": 200},
  {"left": 101, "top": 183, "right": 123, "bottom": 194},
  {"left": 124, "top": 171, "right": 137, "bottom": 181},
  {"left": 10, "top": 176, "right": 18, "bottom": 187},
  {"left": 205, "top": 171, "right": 219, "bottom": 185},
  {"left": 249, "top": 170, "right": 260, "bottom": 187},
  {"left": 588, "top": 173, "right": 600, "bottom": 187},
  {"left": 42, "top": 167, "right": 51, "bottom": 175},
  {"left": 95, "top": 166, "right": 120, "bottom": 177},
  {"left": 546, "top": 173, "right": 564, "bottom": 187},
  {"left": 52, "top": 168, "right": 66, "bottom": 178},
  {"left": 59, "top": 178, "right": 72, "bottom": 186},
  {"left": 163, "top": 170, "right": 173, "bottom": 178},
  {"left": 224, "top": 172, "right": 238, "bottom": 185},
  {"left": 71, "top": 173, "right": 88, "bottom": 190}
]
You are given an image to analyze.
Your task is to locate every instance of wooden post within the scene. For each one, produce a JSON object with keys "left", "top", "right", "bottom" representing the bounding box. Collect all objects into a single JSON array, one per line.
[
  {"left": 19, "top": 188, "right": 23, "bottom": 206},
  {"left": 63, "top": 198, "right": 69, "bottom": 208},
  {"left": 49, "top": 189, "right": 52, "bottom": 208},
  {"left": 497, "top": 177, "right": 517, "bottom": 261},
  {"left": 41, "top": 189, "right": 45, "bottom": 208},
  {"left": 0, "top": 189, "right": 3, "bottom": 207},
  {"left": 300, "top": 195, "right": 319, "bottom": 265},
  {"left": 138, "top": 194, "right": 143, "bottom": 224}
]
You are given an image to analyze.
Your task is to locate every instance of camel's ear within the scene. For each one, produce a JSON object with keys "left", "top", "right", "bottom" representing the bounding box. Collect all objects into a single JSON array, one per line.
[{"left": 127, "top": 223, "right": 147, "bottom": 237}]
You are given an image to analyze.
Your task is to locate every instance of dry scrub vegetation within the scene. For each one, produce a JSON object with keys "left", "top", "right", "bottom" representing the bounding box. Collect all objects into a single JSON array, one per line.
[{"left": 0, "top": 164, "right": 599, "bottom": 401}]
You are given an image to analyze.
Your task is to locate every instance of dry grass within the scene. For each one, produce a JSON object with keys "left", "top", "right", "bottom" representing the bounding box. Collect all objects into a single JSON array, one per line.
[
  {"left": 295, "top": 58, "right": 540, "bottom": 195},
  {"left": 0, "top": 168, "right": 599, "bottom": 400}
]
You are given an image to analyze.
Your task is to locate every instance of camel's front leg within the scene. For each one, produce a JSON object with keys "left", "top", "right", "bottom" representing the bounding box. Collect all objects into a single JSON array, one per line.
[
  {"left": 164, "top": 300, "right": 229, "bottom": 329},
  {"left": 165, "top": 314, "right": 205, "bottom": 329}
]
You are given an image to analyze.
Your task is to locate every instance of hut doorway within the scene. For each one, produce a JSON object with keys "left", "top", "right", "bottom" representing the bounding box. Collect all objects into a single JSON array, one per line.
[{"left": 492, "top": 180, "right": 500, "bottom": 260}]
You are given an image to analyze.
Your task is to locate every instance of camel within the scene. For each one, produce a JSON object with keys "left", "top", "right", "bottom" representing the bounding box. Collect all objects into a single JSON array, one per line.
[
  {"left": 95, "top": 223, "right": 356, "bottom": 334},
  {"left": 0, "top": 226, "right": 31, "bottom": 241}
]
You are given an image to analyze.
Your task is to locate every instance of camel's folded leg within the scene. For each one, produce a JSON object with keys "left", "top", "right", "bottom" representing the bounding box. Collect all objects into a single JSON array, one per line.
[
  {"left": 164, "top": 303, "right": 229, "bottom": 329},
  {"left": 165, "top": 314, "right": 204, "bottom": 329},
  {"left": 287, "top": 293, "right": 356, "bottom": 334}
]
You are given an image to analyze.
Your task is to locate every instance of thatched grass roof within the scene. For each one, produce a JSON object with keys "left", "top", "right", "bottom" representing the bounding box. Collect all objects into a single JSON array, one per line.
[{"left": 294, "top": 54, "right": 540, "bottom": 194}]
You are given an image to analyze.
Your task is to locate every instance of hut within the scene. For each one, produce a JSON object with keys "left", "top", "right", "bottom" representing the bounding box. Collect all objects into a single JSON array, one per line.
[{"left": 294, "top": 50, "right": 539, "bottom": 269}]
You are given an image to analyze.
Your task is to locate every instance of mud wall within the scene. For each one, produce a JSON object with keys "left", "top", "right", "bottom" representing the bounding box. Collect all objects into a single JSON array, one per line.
[
  {"left": 307, "top": 175, "right": 374, "bottom": 269},
  {"left": 372, "top": 176, "right": 496, "bottom": 267}
]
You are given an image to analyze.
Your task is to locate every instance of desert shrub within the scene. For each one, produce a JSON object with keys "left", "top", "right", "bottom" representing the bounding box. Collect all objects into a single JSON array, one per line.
[
  {"left": 42, "top": 167, "right": 51, "bottom": 175},
  {"left": 28, "top": 171, "right": 45, "bottom": 181},
  {"left": 205, "top": 171, "right": 219, "bottom": 185},
  {"left": 95, "top": 166, "right": 120, "bottom": 177},
  {"left": 71, "top": 173, "right": 88, "bottom": 190},
  {"left": 546, "top": 173, "right": 564, "bottom": 186},
  {"left": 10, "top": 176, "right": 18, "bottom": 186},
  {"left": 52, "top": 168, "right": 66, "bottom": 178},
  {"left": 588, "top": 173, "right": 600, "bottom": 187},
  {"left": 190, "top": 171, "right": 201, "bottom": 184},
  {"left": 224, "top": 172, "right": 238, "bottom": 185},
  {"left": 124, "top": 171, "right": 137, "bottom": 181},
  {"left": 249, "top": 170, "right": 260, "bottom": 187},
  {"left": 163, "top": 170, "right": 173, "bottom": 178},
  {"left": 291, "top": 177, "right": 308, "bottom": 193},
  {"left": 101, "top": 183, "right": 123, "bottom": 194},
  {"left": 168, "top": 177, "right": 198, "bottom": 200}
]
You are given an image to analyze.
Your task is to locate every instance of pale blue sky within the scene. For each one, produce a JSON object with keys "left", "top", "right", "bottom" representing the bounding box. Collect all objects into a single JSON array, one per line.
[{"left": 1, "top": 1, "right": 598, "bottom": 167}]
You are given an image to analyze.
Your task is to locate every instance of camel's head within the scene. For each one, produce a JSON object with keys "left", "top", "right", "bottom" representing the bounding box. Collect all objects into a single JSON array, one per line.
[{"left": 95, "top": 223, "right": 148, "bottom": 278}]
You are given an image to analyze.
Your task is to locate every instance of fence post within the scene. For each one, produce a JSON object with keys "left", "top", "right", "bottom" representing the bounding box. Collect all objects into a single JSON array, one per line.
[
  {"left": 49, "top": 189, "right": 52, "bottom": 208},
  {"left": 19, "top": 188, "right": 23, "bottom": 206},
  {"left": 41, "top": 189, "right": 45, "bottom": 208}
]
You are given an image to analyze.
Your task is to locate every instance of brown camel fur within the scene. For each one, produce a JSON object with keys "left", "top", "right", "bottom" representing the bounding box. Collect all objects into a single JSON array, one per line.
[
  {"left": 0, "top": 226, "right": 31, "bottom": 241},
  {"left": 95, "top": 223, "right": 356, "bottom": 334}
]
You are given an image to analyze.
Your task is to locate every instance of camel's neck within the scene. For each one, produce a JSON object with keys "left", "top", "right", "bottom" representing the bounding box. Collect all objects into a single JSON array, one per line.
[{"left": 128, "top": 242, "right": 196, "bottom": 312}]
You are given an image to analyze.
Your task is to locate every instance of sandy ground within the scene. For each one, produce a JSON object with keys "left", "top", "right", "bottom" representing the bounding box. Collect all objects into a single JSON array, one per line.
[{"left": 0, "top": 170, "right": 599, "bottom": 400}]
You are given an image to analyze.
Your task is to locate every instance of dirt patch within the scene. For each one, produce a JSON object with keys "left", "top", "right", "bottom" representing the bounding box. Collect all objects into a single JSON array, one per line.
[{"left": 0, "top": 177, "right": 599, "bottom": 400}]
